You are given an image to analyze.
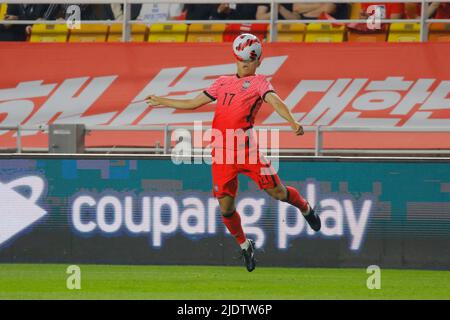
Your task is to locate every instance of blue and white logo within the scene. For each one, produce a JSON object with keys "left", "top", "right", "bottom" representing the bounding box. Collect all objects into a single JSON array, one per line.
[{"left": 0, "top": 176, "right": 47, "bottom": 247}]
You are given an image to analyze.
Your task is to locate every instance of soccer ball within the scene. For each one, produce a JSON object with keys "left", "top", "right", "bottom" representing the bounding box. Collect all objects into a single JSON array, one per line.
[{"left": 232, "top": 33, "right": 262, "bottom": 61}]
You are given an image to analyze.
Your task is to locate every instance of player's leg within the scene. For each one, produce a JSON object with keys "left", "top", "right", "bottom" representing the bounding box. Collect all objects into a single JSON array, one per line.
[
  {"left": 242, "top": 151, "right": 321, "bottom": 232},
  {"left": 264, "top": 183, "right": 321, "bottom": 232},
  {"left": 264, "top": 184, "right": 308, "bottom": 213},
  {"left": 212, "top": 162, "right": 256, "bottom": 272},
  {"left": 218, "top": 194, "right": 247, "bottom": 248},
  {"left": 217, "top": 193, "right": 256, "bottom": 272}
]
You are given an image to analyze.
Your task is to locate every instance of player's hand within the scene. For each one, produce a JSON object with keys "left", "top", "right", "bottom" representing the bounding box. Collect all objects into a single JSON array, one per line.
[
  {"left": 291, "top": 122, "right": 304, "bottom": 136},
  {"left": 217, "top": 3, "right": 230, "bottom": 13},
  {"left": 359, "top": 10, "right": 369, "bottom": 19},
  {"left": 4, "top": 15, "right": 19, "bottom": 20},
  {"left": 145, "top": 95, "right": 162, "bottom": 106}
]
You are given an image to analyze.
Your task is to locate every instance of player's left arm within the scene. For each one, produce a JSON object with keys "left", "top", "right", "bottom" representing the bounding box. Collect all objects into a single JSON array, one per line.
[{"left": 264, "top": 92, "right": 304, "bottom": 136}]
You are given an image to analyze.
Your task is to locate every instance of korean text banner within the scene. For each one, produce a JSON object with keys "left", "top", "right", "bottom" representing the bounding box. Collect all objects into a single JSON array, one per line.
[{"left": 1, "top": 42, "right": 450, "bottom": 149}]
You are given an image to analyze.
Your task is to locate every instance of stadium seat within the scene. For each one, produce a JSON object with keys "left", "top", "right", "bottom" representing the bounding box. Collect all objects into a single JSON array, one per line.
[
  {"left": 428, "top": 23, "right": 450, "bottom": 42},
  {"left": 270, "top": 23, "right": 306, "bottom": 42},
  {"left": 187, "top": 23, "right": 226, "bottom": 42},
  {"left": 29, "top": 24, "right": 68, "bottom": 42},
  {"left": 0, "top": 3, "right": 7, "bottom": 21},
  {"left": 305, "top": 23, "right": 345, "bottom": 42},
  {"left": 347, "top": 29, "right": 387, "bottom": 42},
  {"left": 388, "top": 23, "right": 420, "bottom": 42},
  {"left": 68, "top": 24, "right": 108, "bottom": 42},
  {"left": 347, "top": 2, "right": 389, "bottom": 42},
  {"left": 148, "top": 23, "right": 187, "bottom": 42},
  {"left": 107, "top": 24, "right": 147, "bottom": 42},
  {"left": 223, "top": 24, "right": 269, "bottom": 42}
]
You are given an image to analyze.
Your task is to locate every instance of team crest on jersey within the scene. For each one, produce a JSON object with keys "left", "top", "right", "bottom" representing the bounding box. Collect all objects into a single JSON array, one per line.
[{"left": 242, "top": 80, "right": 251, "bottom": 90}]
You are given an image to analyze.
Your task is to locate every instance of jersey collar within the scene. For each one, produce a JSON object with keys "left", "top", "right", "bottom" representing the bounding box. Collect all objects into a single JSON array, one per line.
[{"left": 235, "top": 73, "right": 255, "bottom": 79}]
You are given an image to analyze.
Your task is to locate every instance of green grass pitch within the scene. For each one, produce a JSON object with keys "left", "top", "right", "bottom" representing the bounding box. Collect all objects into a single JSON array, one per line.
[{"left": 0, "top": 264, "right": 449, "bottom": 300}]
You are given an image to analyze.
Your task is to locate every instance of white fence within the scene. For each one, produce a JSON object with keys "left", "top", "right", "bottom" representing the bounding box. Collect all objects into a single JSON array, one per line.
[{"left": 2, "top": 124, "right": 450, "bottom": 156}]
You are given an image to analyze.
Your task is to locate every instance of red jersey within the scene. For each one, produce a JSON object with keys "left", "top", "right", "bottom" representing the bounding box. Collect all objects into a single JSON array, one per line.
[
  {"left": 204, "top": 74, "right": 274, "bottom": 133},
  {"left": 435, "top": 3, "right": 450, "bottom": 19},
  {"left": 205, "top": 74, "right": 280, "bottom": 198}
]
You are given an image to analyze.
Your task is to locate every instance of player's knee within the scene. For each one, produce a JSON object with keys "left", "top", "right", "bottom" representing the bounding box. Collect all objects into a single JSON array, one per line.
[
  {"left": 269, "top": 187, "right": 287, "bottom": 201},
  {"left": 273, "top": 192, "right": 285, "bottom": 201},
  {"left": 221, "top": 208, "right": 236, "bottom": 217},
  {"left": 219, "top": 203, "right": 236, "bottom": 217}
]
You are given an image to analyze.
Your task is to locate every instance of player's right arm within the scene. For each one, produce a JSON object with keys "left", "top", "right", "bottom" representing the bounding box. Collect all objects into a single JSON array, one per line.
[
  {"left": 145, "top": 92, "right": 213, "bottom": 110},
  {"left": 265, "top": 92, "right": 304, "bottom": 136}
]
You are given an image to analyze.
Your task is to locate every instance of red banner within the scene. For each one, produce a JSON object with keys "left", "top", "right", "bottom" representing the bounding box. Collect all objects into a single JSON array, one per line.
[{"left": 1, "top": 42, "right": 450, "bottom": 150}]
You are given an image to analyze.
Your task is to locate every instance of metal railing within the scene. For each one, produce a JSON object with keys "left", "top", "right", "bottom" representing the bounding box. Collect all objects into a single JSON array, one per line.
[
  {"left": 2, "top": 124, "right": 450, "bottom": 156},
  {"left": 1, "top": 0, "right": 450, "bottom": 42}
]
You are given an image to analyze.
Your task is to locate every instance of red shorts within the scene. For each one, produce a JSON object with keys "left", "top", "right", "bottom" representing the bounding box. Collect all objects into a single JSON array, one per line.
[{"left": 211, "top": 146, "right": 281, "bottom": 198}]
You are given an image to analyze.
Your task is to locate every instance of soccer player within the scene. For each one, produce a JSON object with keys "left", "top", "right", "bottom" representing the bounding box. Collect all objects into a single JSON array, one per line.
[{"left": 146, "top": 33, "right": 321, "bottom": 272}]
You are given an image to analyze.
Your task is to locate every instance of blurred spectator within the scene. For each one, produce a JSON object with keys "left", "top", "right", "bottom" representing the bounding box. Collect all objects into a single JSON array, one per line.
[
  {"left": 360, "top": 2, "right": 404, "bottom": 20},
  {"left": 333, "top": 4, "right": 350, "bottom": 20},
  {"left": 110, "top": 3, "right": 123, "bottom": 19},
  {"left": 137, "top": 3, "right": 184, "bottom": 21},
  {"left": 0, "top": 4, "right": 49, "bottom": 41},
  {"left": 428, "top": 2, "right": 450, "bottom": 19},
  {"left": 293, "top": 2, "right": 337, "bottom": 19},
  {"left": 404, "top": 3, "right": 421, "bottom": 19},
  {"left": 212, "top": 4, "right": 258, "bottom": 20},
  {"left": 89, "top": 4, "right": 115, "bottom": 20},
  {"left": 256, "top": 4, "right": 299, "bottom": 20},
  {"left": 110, "top": 4, "right": 143, "bottom": 20},
  {"left": 183, "top": 4, "right": 217, "bottom": 20},
  {"left": 346, "top": 2, "right": 404, "bottom": 33},
  {"left": 0, "top": 4, "right": 123, "bottom": 41},
  {"left": 40, "top": 4, "right": 115, "bottom": 20}
]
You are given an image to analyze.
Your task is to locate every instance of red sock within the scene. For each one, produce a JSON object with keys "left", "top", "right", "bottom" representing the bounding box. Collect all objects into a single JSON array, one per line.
[
  {"left": 222, "top": 211, "right": 247, "bottom": 245},
  {"left": 285, "top": 186, "right": 309, "bottom": 212}
]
